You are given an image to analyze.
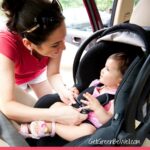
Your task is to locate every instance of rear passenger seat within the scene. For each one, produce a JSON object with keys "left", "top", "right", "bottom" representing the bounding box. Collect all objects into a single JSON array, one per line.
[
  {"left": 130, "top": 0, "right": 150, "bottom": 146},
  {"left": 130, "top": 0, "right": 150, "bottom": 26}
]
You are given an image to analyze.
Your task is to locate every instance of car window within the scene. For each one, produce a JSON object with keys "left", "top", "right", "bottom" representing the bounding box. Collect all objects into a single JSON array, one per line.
[
  {"left": 60, "top": 1, "right": 91, "bottom": 31},
  {"left": 95, "top": 0, "right": 113, "bottom": 27},
  {"left": 60, "top": 0, "right": 92, "bottom": 47},
  {"left": 63, "top": 7, "right": 92, "bottom": 32},
  {"left": 60, "top": 0, "right": 114, "bottom": 47},
  {"left": 134, "top": 0, "right": 140, "bottom": 5}
]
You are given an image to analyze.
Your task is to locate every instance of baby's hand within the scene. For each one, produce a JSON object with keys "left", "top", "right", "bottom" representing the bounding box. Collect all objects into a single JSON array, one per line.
[{"left": 81, "top": 92, "right": 101, "bottom": 112}]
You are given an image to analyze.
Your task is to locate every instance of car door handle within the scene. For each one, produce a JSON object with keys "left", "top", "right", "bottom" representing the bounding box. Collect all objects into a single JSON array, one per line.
[{"left": 72, "top": 37, "right": 81, "bottom": 44}]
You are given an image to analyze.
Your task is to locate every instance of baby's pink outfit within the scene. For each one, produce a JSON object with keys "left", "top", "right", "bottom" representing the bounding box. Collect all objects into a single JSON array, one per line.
[{"left": 87, "top": 79, "right": 117, "bottom": 128}]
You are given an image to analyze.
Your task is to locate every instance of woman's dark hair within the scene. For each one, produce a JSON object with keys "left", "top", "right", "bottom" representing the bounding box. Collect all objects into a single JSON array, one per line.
[{"left": 1, "top": 0, "right": 65, "bottom": 44}]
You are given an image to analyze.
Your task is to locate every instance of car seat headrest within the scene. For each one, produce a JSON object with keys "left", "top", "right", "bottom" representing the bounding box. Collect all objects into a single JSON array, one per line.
[{"left": 130, "top": 0, "right": 150, "bottom": 27}]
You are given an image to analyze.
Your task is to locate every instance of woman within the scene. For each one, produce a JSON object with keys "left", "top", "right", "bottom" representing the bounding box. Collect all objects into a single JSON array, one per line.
[{"left": 0, "top": 0, "right": 87, "bottom": 129}]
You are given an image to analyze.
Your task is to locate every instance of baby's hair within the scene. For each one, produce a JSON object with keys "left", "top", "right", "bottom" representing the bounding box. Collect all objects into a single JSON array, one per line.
[{"left": 108, "top": 52, "right": 131, "bottom": 75}]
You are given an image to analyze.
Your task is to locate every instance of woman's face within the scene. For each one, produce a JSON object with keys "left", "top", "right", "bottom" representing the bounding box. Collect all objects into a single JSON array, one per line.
[
  {"left": 99, "top": 58, "right": 123, "bottom": 88},
  {"left": 32, "top": 21, "right": 66, "bottom": 58}
]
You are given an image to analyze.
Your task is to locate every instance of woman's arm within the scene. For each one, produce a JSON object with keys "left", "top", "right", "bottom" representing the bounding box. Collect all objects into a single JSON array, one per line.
[
  {"left": 0, "top": 54, "right": 51, "bottom": 122},
  {"left": 47, "top": 51, "right": 75, "bottom": 104},
  {"left": 0, "top": 54, "right": 86, "bottom": 124}
]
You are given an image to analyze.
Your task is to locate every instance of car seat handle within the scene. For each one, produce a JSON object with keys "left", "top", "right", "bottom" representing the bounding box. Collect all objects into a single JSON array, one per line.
[{"left": 73, "top": 29, "right": 105, "bottom": 83}]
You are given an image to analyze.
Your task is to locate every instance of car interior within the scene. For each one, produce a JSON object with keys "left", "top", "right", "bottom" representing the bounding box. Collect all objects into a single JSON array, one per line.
[{"left": 0, "top": 0, "right": 150, "bottom": 147}]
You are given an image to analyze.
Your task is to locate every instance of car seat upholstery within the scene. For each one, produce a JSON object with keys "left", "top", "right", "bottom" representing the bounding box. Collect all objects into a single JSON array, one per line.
[
  {"left": 130, "top": 0, "right": 150, "bottom": 27},
  {"left": 124, "top": 55, "right": 150, "bottom": 143},
  {"left": 112, "top": 0, "right": 134, "bottom": 25},
  {"left": 0, "top": 112, "right": 29, "bottom": 146},
  {"left": 130, "top": 0, "right": 150, "bottom": 142}
]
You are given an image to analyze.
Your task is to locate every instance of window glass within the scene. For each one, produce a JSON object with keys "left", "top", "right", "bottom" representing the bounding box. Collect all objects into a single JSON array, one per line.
[
  {"left": 95, "top": 0, "right": 113, "bottom": 27},
  {"left": 60, "top": 0, "right": 92, "bottom": 47},
  {"left": 96, "top": 0, "right": 113, "bottom": 11},
  {"left": 60, "top": 0, "right": 91, "bottom": 32},
  {"left": 134, "top": 0, "right": 140, "bottom": 6}
]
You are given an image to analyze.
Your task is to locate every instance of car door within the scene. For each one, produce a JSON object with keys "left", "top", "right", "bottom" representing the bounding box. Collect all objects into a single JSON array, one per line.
[{"left": 87, "top": 0, "right": 135, "bottom": 30}]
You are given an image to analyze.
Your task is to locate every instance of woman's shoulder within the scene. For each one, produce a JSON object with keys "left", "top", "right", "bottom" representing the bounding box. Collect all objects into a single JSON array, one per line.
[
  {"left": 0, "top": 29, "right": 22, "bottom": 49},
  {"left": 0, "top": 29, "right": 19, "bottom": 40},
  {"left": 0, "top": 29, "right": 22, "bottom": 62}
]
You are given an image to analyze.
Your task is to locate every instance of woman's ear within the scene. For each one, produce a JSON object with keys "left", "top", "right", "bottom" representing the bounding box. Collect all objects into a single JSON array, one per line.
[{"left": 22, "top": 38, "right": 32, "bottom": 50}]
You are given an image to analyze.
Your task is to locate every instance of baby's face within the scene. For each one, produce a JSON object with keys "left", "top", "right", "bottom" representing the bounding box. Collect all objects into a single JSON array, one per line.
[{"left": 99, "top": 58, "right": 123, "bottom": 88}]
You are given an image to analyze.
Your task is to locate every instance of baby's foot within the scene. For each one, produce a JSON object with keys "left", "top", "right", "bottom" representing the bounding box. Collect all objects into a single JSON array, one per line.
[
  {"left": 20, "top": 121, "right": 55, "bottom": 139},
  {"left": 29, "top": 121, "right": 51, "bottom": 139}
]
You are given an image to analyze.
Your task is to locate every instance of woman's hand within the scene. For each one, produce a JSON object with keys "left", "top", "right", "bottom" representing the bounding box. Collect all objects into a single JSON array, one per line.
[
  {"left": 59, "top": 87, "right": 79, "bottom": 105},
  {"left": 59, "top": 88, "right": 75, "bottom": 105},
  {"left": 50, "top": 105, "right": 88, "bottom": 125},
  {"left": 70, "top": 87, "right": 79, "bottom": 97}
]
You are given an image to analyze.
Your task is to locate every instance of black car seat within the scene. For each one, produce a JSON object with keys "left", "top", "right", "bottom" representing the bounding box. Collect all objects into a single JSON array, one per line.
[
  {"left": 66, "top": 23, "right": 150, "bottom": 146},
  {"left": 0, "top": 112, "right": 29, "bottom": 146}
]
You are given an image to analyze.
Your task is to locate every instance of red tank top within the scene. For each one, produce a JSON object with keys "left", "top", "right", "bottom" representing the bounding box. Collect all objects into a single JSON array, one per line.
[{"left": 0, "top": 30, "right": 49, "bottom": 84}]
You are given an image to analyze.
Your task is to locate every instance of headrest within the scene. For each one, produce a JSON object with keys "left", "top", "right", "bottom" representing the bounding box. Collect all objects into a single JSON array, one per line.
[{"left": 130, "top": 0, "right": 150, "bottom": 26}]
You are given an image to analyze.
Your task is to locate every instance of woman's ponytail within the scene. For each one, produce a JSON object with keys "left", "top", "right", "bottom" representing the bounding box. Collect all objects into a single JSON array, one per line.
[
  {"left": 1, "top": 0, "right": 25, "bottom": 31},
  {"left": 2, "top": 0, "right": 25, "bottom": 18}
]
